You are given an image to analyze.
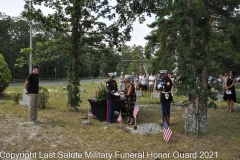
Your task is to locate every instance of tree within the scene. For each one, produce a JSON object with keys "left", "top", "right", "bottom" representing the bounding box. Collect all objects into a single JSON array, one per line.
[
  {"left": 116, "top": 45, "right": 133, "bottom": 74},
  {"left": 0, "top": 54, "right": 12, "bottom": 93},
  {"left": 0, "top": 15, "right": 29, "bottom": 79},
  {"left": 22, "top": 0, "right": 131, "bottom": 111},
  {"left": 115, "top": 0, "right": 240, "bottom": 134}
]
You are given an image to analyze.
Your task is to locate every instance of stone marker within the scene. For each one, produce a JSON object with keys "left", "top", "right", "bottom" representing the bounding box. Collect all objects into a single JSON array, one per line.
[
  {"left": 79, "top": 88, "right": 85, "bottom": 92},
  {"left": 135, "top": 91, "right": 143, "bottom": 97},
  {"left": 182, "top": 114, "right": 187, "bottom": 119},
  {"left": 128, "top": 123, "right": 163, "bottom": 135},
  {"left": 81, "top": 120, "right": 90, "bottom": 126},
  {"left": 151, "top": 93, "right": 160, "bottom": 98},
  {"left": 217, "top": 94, "right": 223, "bottom": 102},
  {"left": 19, "top": 89, "right": 29, "bottom": 106}
]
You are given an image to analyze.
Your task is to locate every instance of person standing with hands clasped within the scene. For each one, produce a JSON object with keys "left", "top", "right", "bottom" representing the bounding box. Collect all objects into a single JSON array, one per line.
[
  {"left": 158, "top": 70, "right": 173, "bottom": 126},
  {"left": 119, "top": 72, "right": 125, "bottom": 91},
  {"left": 106, "top": 73, "right": 118, "bottom": 123},
  {"left": 122, "top": 75, "right": 136, "bottom": 125},
  {"left": 25, "top": 65, "right": 40, "bottom": 124},
  {"left": 223, "top": 70, "right": 236, "bottom": 112}
]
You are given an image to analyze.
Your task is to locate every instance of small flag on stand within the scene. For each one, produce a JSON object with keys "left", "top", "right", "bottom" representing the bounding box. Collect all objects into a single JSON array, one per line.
[
  {"left": 117, "top": 112, "right": 122, "bottom": 122},
  {"left": 133, "top": 101, "right": 139, "bottom": 118},
  {"left": 185, "top": 107, "right": 188, "bottom": 114},
  {"left": 163, "top": 121, "right": 172, "bottom": 143},
  {"left": 88, "top": 109, "right": 94, "bottom": 118}
]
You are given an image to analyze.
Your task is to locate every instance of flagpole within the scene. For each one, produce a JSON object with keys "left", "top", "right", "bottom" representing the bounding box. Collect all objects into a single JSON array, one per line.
[
  {"left": 133, "top": 100, "right": 139, "bottom": 130},
  {"left": 120, "top": 110, "right": 121, "bottom": 127},
  {"left": 88, "top": 107, "right": 90, "bottom": 122}
]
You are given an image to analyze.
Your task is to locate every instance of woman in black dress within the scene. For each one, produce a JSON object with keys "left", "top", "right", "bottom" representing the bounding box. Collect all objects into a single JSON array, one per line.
[
  {"left": 223, "top": 70, "right": 236, "bottom": 112},
  {"left": 123, "top": 75, "right": 136, "bottom": 125}
]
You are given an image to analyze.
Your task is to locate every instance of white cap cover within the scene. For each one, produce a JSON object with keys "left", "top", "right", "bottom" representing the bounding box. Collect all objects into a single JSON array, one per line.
[{"left": 159, "top": 70, "right": 168, "bottom": 74}]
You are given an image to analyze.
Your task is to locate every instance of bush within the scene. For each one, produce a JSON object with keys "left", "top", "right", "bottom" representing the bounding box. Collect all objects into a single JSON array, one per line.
[
  {"left": 39, "top": 86, "right": 49, "bottom": 109},
  {"left": 0, "top": 54, "right": 12, "bottom": 93},
  {"left": 13, "top": 90, "right": 20, "bottom": 104},
  {"left": 236, "top": 95, "right": 240, "bottom": 104}
]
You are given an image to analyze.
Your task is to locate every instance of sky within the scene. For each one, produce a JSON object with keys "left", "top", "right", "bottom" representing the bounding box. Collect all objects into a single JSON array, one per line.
[{"left": 0, "top": 0, "right": 154, "bottom": 47}]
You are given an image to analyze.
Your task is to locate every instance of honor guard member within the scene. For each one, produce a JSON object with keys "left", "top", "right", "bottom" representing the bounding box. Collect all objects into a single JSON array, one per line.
[
  {"left": 158, "top": 70, "right": 173, "bottom": 126},
  {"left": 106, "top": 73, "right": 118, "bottom": 123}
]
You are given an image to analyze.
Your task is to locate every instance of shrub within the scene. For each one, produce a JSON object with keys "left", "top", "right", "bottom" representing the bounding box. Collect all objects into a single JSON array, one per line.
[
  {"left": 39, "top": 86, "right": 49, "bottom": 109},
  {"left": 236, "top": 95, "right": 240, "bottom": 104},
  {"left": 0, "top": 54, "right": 12, "bottom": 93},
  {"left": 13, "top": 90, "right": 20, "bottom": 105}
]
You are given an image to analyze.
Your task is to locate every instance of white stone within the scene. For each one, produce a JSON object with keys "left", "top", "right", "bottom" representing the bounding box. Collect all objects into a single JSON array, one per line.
[
  {"left": 217, "top": 94, "right": 223, "bottom": 101},
  {"left": 135, "top": 91, "right": 143, "bottom": 97},
  {"left": 182, "top": 114, "right": 187, "bottom": 119},
  {"left": 151, "top": 93, "right": 160, "bottom": 98},
  {"left": 81, "top": 120, "right": 90, "bottom": 126},
  {"left": 19, "top": 89, "right": 29, "bottom": 106},
  {"left": 79, "top": 88, "right": 85, "bottom": 92}
]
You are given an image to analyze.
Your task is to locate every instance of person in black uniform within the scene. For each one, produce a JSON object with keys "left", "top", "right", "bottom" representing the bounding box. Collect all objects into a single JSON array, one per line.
[
  {"left": 158, "top": 70, "right": 173, "bottom": 126},
  {"left": 106, "top": 73, "right": 118, "bottom": 123}
]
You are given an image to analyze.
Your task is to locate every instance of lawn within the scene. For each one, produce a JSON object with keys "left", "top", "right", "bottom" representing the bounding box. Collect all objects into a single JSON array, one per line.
[{"left": 0, "top": 82, "right": 240, "bottom": 160}]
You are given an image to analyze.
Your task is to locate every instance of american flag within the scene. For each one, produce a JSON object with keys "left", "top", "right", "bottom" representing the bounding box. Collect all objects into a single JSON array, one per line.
[
  {"left": 185, "top": 107, "right": 188, "bottom": 114},
  {"left": 117, "top": 113, "right": 122, "bottom": 122},
  {"left": 88, "top": 109, "right": 94, "bottom": 118},
  {"left": 133, "top": 101, "right": 139, "bottom": 118},
  {"left": 163, "top": 121, "right": 172, "bottom": 142}
]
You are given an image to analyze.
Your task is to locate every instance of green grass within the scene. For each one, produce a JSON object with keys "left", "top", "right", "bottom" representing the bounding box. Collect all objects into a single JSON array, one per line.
[{"left": 0, "top": 83, "right": 240, "bottom": 160}]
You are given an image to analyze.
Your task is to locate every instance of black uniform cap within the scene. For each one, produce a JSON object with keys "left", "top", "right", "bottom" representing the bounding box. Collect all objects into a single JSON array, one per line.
[{"left": 32, "top": 65, "right": 40, "bottom": 69}]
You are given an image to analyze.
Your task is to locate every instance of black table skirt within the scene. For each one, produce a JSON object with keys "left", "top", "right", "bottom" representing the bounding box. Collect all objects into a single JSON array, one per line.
[{"left": 88, "top": 99, "right": 126, "bottom": 121}]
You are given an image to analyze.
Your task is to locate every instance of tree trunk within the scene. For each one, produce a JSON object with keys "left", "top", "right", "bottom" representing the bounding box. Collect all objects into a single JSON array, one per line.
[
  {"left": 185, "top": 95, "right": 198, "bottom": 133},
  {"left": 198, "top": 66, "right": 208, "bottom": 133},
  {"left": 68, "top": 3, "right": 81, "bottom": 111},
  {"left": 185, "top": 0, "right": 197, "bottom": 133},
  {"left": 197, "top": 0, "right": 211, "bottom": 134}
]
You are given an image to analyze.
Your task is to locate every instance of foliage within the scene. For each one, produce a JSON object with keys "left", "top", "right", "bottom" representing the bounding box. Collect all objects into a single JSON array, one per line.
[
  {"left": 22, "top": 0, "right": 132, "bottom": 111},
  {"left": 39, "top": 86, "right": 49, "bottom": 109},
  {"left": 207, "top": 101, "right": 217, "bottom": 110},
  {"left": 114, "top": 0, "right": 240, "bottom": 134},
  {"left": 12, "top": 90, "right": 20, "bottom": 105},
  {"left": 236, "top": 95, "right": 240, "bottom": 104},
  {"left": 95, "top": 83, "right": 107, "bottom": 102},
  {"left": 0, "top": 15, "right": 29, "bottom": 78},
  {"left": 0, "top": 54, "right": 12, "bottom": 93}
]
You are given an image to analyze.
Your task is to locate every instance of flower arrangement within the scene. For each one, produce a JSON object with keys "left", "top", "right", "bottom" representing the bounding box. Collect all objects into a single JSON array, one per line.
[{"left": 95, "top": 82, "right": 107, "bottom": 101}]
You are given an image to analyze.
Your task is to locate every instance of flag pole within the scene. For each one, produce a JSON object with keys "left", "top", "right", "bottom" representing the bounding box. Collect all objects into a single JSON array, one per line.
[
  {"left": 134, "top": 100, "right": 138, "bottom": 130},
  {"left": 88, "top": 107, "right": 90, "bottom": 122},
  {"left": 120, "top": 110, "right": 122, "bottom": 127},
  {"left": 134, "top": 117, "right": 137, "bottom": 130}
]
